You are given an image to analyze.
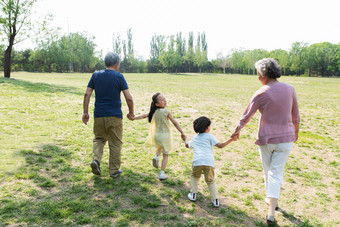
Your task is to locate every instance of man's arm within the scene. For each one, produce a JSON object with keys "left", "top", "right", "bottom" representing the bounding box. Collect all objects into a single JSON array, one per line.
[
  {"left": 122, "top": 89, "right": 134, "bottom": 120},
  {"left": 82, "top": 87, "right": 93, "bottom": 125}
]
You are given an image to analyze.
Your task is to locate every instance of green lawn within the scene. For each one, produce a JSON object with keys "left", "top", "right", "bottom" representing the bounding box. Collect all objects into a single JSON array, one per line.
[{"left": 0, "top": 72, "right": 339, "bottom": 226}]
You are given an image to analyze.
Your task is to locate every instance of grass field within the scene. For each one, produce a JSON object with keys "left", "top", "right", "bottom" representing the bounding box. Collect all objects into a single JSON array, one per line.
[{"left": 0, "top": 72, "right": 339, "bottom": 226}]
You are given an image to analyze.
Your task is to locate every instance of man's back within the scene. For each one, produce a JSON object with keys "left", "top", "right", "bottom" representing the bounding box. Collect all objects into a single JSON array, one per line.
[{"left": 87, "top": 69, "right": 128, "bottom": 118}]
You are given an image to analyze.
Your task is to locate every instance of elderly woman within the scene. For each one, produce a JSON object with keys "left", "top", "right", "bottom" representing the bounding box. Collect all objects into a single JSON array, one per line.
[{"left": 233, "top": 58, "right": 300, "bottom": 225}]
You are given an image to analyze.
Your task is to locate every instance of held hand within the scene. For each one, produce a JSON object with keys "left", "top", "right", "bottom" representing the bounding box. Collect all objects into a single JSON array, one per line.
[
  {"left": 82, "top": 113, "right": 89, "bottom": 125},
  {"left": 230, "top": 132, "right": 240, "bottom": 141},
  {"left": 231, "top": 126, "right": 240, "bottom": 139},
  {"left": 127, "top": 113, "right": 135, "bottom": 121}
]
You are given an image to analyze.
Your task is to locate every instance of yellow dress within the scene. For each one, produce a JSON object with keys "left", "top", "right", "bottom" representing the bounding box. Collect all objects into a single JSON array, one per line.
[{"left": 147, "top": 108, "right": 173, "bottom": 153}]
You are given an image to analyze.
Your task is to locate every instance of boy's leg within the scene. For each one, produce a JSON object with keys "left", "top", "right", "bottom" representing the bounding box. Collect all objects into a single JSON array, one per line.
[
  {"left": 191, "top": 166, "right": 202, "bottom": 193},
  {"left": 203, "top": 166, "right": 219, "bottom": 200}
]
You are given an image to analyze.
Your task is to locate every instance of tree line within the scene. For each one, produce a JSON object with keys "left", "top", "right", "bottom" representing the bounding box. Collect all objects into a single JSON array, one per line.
[
  {"left": 2, "top": 29, "right": 339, "bottom": 77},
  {"left": 1, "top": 0, "right": 339, "bottom": 77}
]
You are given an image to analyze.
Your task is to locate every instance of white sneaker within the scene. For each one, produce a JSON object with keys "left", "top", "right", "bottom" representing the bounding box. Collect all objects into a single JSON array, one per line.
[
  {"left": 159, "top": 171, "right": 167, "bottom": 180},
  {"left": 187, "top": 193, "right": 197, "bottom": 201},
  {"left": 153, "top": 156, "right": 159, "bottom": 168},
  {"left": 212, "top": 199, "right": 220, "bottom": 207}
]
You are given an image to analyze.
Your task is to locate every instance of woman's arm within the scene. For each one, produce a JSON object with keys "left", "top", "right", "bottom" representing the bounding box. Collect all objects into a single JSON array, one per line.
[
  {"left": 232, "top": 92, "right": 261, "bottom": 138},
  {"left": 294, "top": 123, "right": 299, "bottom": 142},
  {"left": 292, "top": 88, "right": 300, "bottom": 142}
]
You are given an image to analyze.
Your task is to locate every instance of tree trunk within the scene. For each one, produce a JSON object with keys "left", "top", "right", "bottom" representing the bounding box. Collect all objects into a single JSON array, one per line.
[
  {"left": 4, "top": 31, "right": 16, "bottom": 78},
  {"left": 4, "top": 46, "right": 13, "bottom": 78}
]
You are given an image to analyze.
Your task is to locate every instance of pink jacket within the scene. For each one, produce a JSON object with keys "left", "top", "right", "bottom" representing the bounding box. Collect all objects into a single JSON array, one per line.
[{"left": 237, "top": 82, "right": 300, "bottom": 145}]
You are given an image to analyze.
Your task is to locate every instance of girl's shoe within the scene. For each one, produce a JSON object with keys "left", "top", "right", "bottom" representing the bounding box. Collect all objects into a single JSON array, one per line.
[
  {"left": 159, "top": 171, "right": 167, "bottom": 180},
  {"left": 265, "top": 198, "right": 279, "bottom": 210},
  {"left": 212, "top": 199, "right": 220, "bottom": 207},
  {"left": 187, "top": 193, "right": 197, "bottom": 201},
  {"left": 266, "top": 215, "right": 275, "bottom": 225},
  {"left": 152, "top": 156, "right": 159, "bottom": 168}
]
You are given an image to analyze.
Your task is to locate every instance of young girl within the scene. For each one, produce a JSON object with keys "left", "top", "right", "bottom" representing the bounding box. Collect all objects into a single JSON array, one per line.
[{"left": 133, "top": 93, "right": 186, "bottom": 180}]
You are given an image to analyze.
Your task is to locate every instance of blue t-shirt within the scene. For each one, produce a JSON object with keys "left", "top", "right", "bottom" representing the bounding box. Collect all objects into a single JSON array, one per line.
[
  {"left": 87, "top": 69, "right": 128, "bottom": 118},
  {"left": 188, "top": 133, "right": 219, "bottom": 167}
]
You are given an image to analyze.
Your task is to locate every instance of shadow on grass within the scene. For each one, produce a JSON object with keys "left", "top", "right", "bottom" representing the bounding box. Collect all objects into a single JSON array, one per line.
[
  {"left": 277, "top": 208, "right": 314, "bottom": 227},
  {"left": 0, "top": 77, "right": 83, "bottom": 96},
  {"left": 1, "top": 143, "right": 268, "bottom": 226}
]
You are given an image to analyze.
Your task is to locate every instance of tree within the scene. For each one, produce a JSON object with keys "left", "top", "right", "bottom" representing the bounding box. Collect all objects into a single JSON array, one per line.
[
  {"left": 112, "top": 33, "right": 121, "bottom": 56},
  {"left": 230, "top": 48, "right": 245, "bottom": 74},
  {"left": 33, "top": 14, "right": 61, "bottom": 72},
  {"left": 200, "top": 32, "right": 208, "bottom": 72},
  {"left": 175, "top": 32, "right": 185, "bottom": 72},
  {"left": 305, "top": 42, "right": 338, "bottom": 77},
  {"left": 148, "top": 34, "right": 165, "bottom": 73},
  {"left": 289, "top": 42, "right": 307, "bottom": 76},
  {"left": 159, "top": 35, "right": 180, "bottom": 73},
  {"left": 243, "top": 49, "right": 269, "bottom": 74},
  {"left": 183, "top": 32, "right": 194, "bottom": 72},
  {"left": 194, "top": 32, "right": 208, "bottom": 73},
  {"left": 0, "top": 0, "right": 37, "bottom": 78},
  {"left": 270, "top": 49, "right": 289, "bottom": 75},
  {"left": 216, "top": 52, "right": 231, "bottom": 74},
  {"left": 120, "top": 28, "right": 138, "bottom": 72}
]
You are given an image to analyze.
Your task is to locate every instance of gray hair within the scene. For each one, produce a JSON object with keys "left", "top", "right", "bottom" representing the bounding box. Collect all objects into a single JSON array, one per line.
[
  {"left": 255, "top": 58, "right": 281, "bottom": 79},
  {"left": 104, "top": 52, "right": 120, "bottom": 67}
]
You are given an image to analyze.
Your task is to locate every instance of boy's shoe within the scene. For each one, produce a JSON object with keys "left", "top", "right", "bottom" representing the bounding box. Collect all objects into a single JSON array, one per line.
[
  {"left": 152, "top": 156, "right": 159, "bottom": 168},
  {"left": 212, "top": 199, "right": 220, "bottom": 207},
  {"left": 187, "top": 193, "right": 197, "bottom": 202},
  {"left": 110, "top": 169, "right": 122, "bottom": 178},
  {"left": 265, "top": 198, "right": 279, "bottom": 210},
  {"left": 90, "top": 160, "right": 101, "bottom": 175},
  {"left": 159, "top": 171, "right": 167, "bottom": 180}
]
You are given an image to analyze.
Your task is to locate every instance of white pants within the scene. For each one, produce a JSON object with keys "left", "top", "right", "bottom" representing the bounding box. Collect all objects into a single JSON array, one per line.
[{"left": 259, "top": 142, "right": 293, "bottom": 199}]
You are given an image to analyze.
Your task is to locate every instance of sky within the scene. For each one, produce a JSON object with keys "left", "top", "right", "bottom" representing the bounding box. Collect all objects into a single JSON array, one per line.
[{"left": 20, "top": 0, "right": 340, "bottom": 60}]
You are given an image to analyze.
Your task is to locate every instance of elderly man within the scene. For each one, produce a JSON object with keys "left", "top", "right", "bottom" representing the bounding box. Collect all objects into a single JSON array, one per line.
[{"left": 82, "top": 52, "right": 134, "bottom": 178}]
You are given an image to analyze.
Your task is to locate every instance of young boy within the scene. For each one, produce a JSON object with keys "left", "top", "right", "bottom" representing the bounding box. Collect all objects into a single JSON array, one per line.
[{"left": 185, "top": 116, "right": 237, "bottom": 207}]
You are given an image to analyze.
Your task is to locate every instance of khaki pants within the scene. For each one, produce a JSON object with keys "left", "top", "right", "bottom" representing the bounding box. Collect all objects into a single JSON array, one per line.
[
  {"left": 93, "top": 117, "right": 122, "bottom": 174},
  {"left": 191, "top": 165, "right": 219, "bottom": 200}
]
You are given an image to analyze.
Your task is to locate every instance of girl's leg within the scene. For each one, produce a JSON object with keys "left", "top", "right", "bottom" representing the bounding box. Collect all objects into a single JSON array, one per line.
[
  {"left": 156, "top": 147, "right": 162, "bottom": 156},
  {"left": 161, "top": 153, "right": 169, "bottom": 171},
  {"left": 153, "top": 148, "right": 163, "bottom": 168}
]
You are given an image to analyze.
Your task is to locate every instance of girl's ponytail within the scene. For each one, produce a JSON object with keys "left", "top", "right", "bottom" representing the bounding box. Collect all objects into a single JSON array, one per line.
[{"left": 148, "top": 92, "right": 161, "bottom": 122}]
